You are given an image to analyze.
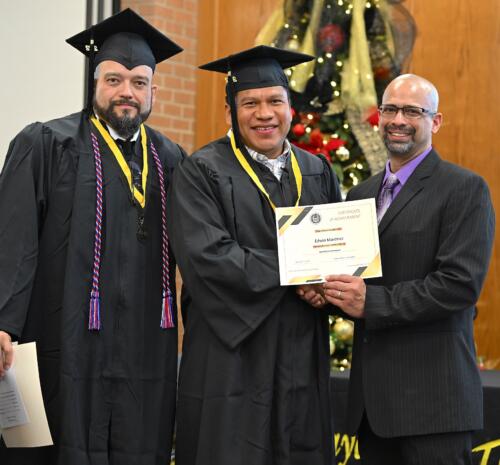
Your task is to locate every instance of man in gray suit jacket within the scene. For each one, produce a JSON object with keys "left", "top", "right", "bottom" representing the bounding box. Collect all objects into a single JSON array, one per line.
[{"left": 300, "top": 74, "right": 495, "bottom": 464}]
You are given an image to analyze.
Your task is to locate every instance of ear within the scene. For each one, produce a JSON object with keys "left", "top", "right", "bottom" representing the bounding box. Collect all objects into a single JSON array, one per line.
[
  {"left": 431, "top": 112, "right": 443, "bottom": 134},
  {"left": 151, "top": 84, "right": 159, "bottom": 106},
  {"left": 224, "top": 103, "right": 232, "bottom": 126}
]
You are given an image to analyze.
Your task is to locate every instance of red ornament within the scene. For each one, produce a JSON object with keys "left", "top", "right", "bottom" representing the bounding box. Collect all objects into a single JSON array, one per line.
[
  {"left": 325, "top": 138, "right": 346, "bottom": 151},
  {"left": 325, "top": 138, "right": 346, "bottom": 152},
  {"left": 373, "top": 66, "right": 392, "bottom": 81},
  {"left": 291, "top": 107, "right": 297, "bottom": 119},
  {"left": 317, "top": 24, "right": 345, "bottom": 53},
  {"left": 292, "top": 123, "right": 306, "bottom": 137},
  {"left": 365, "top": 107, "right": 379, "bottom": 127},
  {"left": 309, "top": 128, "right": 324, "bottom": 148}
]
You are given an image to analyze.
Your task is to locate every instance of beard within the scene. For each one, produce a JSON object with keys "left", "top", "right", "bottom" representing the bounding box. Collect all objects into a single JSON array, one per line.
[
  {"left": 94, "top": 97, "right": 152, "bottom": 139},
  {"left": 382, "top": 123, "right": 416, "bottom": 156}
]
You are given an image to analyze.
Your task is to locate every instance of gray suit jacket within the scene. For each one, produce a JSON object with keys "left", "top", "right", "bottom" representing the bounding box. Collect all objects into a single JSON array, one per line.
[{"left": 345, "top": 150, "right": 495, "bottom": 437}]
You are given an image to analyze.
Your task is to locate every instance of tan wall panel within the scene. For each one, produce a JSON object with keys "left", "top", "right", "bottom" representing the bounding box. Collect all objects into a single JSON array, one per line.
[
  {"left": 195, "top": 0, "right": 500, "bottom": 365},
  {"left": 196, "top": 0, "right": 280, "bottom": 149},
  {"left": 404, "top": 0, "right": 500, "bottom": 366}
]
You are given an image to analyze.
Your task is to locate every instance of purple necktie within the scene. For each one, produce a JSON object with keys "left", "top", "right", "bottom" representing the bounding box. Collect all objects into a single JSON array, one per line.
[{"left": 377, "top": 173, "right": 399, "bottom": 224}]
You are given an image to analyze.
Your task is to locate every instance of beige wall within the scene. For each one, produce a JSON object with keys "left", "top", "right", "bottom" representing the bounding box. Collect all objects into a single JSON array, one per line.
[
  {"left": 0, "top": 0, "right": 86, "bottom": 169},
  {"left": 195, "top": 0, "right": 280, "bottom": 150},
  {"left": 195, "top": 0, "right": 500, "bottom": 366},
  {"left": 403, "top": 0, "right": 500, "bottom": 367}
]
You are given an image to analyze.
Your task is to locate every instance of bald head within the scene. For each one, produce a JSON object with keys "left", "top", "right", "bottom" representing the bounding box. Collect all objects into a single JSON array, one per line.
[
  {"left": 379, "top": 74, "right": 443, "bottom": 170},
  {"left": 383, "top": 74, "right": 439, "bottom": 112}
]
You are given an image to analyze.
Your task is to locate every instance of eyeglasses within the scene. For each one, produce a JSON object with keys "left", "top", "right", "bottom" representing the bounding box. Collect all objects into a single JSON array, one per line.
[{"left": 378, "top": 104, "right": 436, "bottom": 119}]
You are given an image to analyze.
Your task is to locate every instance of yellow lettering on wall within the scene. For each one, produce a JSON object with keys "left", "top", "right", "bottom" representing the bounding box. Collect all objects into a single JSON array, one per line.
[
  {"left": 472, "top": 438, "right": 500, "bottom": 465},
  {"left": 334, "top": 433, "right": 360, "bottom": 464}
]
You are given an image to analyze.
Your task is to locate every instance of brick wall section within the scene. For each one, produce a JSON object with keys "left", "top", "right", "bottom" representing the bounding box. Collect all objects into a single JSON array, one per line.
[{"left": 122, "top": 0, "right": 198, "bottom": 154}]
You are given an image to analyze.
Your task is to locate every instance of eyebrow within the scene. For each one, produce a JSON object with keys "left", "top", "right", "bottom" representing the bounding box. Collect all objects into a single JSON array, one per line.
[
  {"left": 239, "top": 93, "right": 286, "bottom": 103},
  {"left": 103, "top": 72, "right": 150, "bottom": 82},
  {"left": 103, "top": 72, "right": 122, "bottom": 79},
  {"left": 133, "top": 75, "right": 151, "bottom": 82},
  {"left": 267, "top": 93, "right": 286, "bottom": 100}
]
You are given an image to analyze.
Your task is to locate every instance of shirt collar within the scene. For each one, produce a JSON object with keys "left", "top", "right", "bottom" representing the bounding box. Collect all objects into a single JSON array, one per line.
[
  {"left": 246, "top": 139, "right": 291, "bottom": 163},
  {"left": 384, "top": 146, "right": 433, "bottom": 186}
]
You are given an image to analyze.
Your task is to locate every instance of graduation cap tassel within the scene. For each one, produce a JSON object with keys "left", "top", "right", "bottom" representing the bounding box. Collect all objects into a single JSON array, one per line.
[
  {"left": 150, "top": 140, "right": 176, "bottom": 329},
  {"left": 226, "top": 69, "right": 255, "bottom": 163},
  {"left": 89, "top": 132, "right": 104, "bottom": 331},
  {"left": 226, "top": 68, "right": 244, "bottom": 151},
  {"left": 85, "top": 36, "right": 97, "bottom": 114},
  {"left": 161, "top": 290, "right": 175, "bottom": 329},
  {"left": 89, "top": 290, "right": 101, "bottom": 330}
]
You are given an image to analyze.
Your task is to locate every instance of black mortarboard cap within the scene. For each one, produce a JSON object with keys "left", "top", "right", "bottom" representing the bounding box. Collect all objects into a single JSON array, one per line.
[
  {"left": 66, "top": 8, "right": 182, "bottom": 111},
  {"left": 199, "top": 45, "right": 314, "bottom": 93},
  {"left": 66, "top": 8, "right": 182, "bottom": 71}
]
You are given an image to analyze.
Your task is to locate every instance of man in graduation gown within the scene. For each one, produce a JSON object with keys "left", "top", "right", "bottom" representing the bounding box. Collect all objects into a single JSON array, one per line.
[
  {"left": 167, "top": 46, "right": 342, "bottom": 465},
  {"left": 0, "top": 9, "right": 185, "bottom": 465}
]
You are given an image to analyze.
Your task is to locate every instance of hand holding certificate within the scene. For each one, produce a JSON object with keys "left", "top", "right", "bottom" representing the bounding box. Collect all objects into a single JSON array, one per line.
[{"left": 276, "top": 199, "right": 382, "bottom": 285}]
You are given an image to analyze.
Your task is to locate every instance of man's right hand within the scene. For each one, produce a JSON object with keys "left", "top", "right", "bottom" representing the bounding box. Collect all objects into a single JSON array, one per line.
[
  {"left": 0, "top": 331, "right": 14, "bottom": 378},
  {"left": 296, "top": 284, "right": 327, "bottom": 308}
]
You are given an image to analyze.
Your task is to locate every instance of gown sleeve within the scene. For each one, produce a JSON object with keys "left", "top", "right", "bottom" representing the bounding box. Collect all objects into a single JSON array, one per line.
[
  {"left": 0, "top": 123, "right": 52, "bottom": 337},
  {"left": 167, "top": 154, "right": 287, "bottom": 350}
]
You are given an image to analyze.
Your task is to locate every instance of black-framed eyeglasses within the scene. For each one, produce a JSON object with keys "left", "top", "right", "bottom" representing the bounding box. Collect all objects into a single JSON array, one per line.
[{"left": 378, "top": 104, "right": 437, "bottom": 119}]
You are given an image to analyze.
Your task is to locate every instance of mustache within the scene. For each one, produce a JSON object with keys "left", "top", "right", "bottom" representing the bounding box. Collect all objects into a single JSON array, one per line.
[
  {"left": 384, "top": 124, "right": 415, "bottom": 135},
  {"left": 111, "top": 99, "right": 140, "bottom": 110}
]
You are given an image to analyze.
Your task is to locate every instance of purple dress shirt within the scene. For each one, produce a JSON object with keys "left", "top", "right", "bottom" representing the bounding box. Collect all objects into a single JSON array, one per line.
[{"left": 381, "top": 146, "right": 433, "bottom": 201}]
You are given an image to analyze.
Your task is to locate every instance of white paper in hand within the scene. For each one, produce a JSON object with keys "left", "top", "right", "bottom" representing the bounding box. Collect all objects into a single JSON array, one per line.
[
  {"left": 0, "top": 366, "right": 30, "bottom": 428},
  {"left": 0, "top": 342, "right": 53, "bottom": 447}
]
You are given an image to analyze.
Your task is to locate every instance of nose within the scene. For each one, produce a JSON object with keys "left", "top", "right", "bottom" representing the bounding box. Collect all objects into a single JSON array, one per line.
[
  {"left": 255, "top": 103, "right": 273, "bottom": 119},
  {"left": 391, "top": 109, "right": 409, "bottom": 125},
  {"left": 118, "top": 80, "right": 134, "bottom": 99}
]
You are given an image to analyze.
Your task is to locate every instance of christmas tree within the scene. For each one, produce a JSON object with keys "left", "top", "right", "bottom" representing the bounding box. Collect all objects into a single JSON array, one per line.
[{"left": 257, "top": 0, "right": 415, "bottom": 369}]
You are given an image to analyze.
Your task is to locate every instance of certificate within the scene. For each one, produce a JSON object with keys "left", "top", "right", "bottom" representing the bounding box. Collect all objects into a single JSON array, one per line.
[
  {"left": 0, "top": 342, "right": 53, "bottom": 447},
  {"left": 276, "top": 199, "right": 382, "bottom": 285}
]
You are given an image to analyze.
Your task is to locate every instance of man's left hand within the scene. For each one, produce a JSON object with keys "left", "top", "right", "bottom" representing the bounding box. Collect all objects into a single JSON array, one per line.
[{"left": 323, "top": 274, "right": 366, "bottom": 318}]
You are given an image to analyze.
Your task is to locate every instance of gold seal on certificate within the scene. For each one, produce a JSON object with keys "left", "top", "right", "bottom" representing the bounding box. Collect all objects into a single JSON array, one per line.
[{"left": 276, "top": 199, "right": 382, "bottom": 285}]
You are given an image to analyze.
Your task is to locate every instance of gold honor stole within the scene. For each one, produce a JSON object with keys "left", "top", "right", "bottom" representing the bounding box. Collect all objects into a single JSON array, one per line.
[
  {"left": 90, "top": 116, "right": 149, "bottom": 208},
  {"left": 228, "top": 130, "right": 302, "bottom": 211}
]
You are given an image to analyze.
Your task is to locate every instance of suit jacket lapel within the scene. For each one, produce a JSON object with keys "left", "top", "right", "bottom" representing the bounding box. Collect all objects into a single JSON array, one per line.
[{"left": 378, "top": 150, "right": 441, "bottom": 235}]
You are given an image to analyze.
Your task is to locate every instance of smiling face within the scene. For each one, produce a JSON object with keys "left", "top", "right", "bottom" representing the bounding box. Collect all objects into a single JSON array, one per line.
[
  {"left": 93, "top": 60, "right": 157, "bottom": 138},
  {"left": 380, "top": 75, "right": 442, "bottom": 167},
  {"left": 225, "top": 86, "right": 292, "bottom": 159}
]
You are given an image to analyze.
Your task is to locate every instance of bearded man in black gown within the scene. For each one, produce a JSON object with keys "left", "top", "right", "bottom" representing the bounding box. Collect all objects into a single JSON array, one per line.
[{"left": 0, "top": 9, "right": 185, "bottom": 465}]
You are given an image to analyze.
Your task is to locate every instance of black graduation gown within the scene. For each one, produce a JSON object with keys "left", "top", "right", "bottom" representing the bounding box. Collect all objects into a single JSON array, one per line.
[
  {"left": 166, "top": 137, "right": 342, "bottom": 465},
  {"left": 0, "top": 111, "right": 184, "bottom": 465}
]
